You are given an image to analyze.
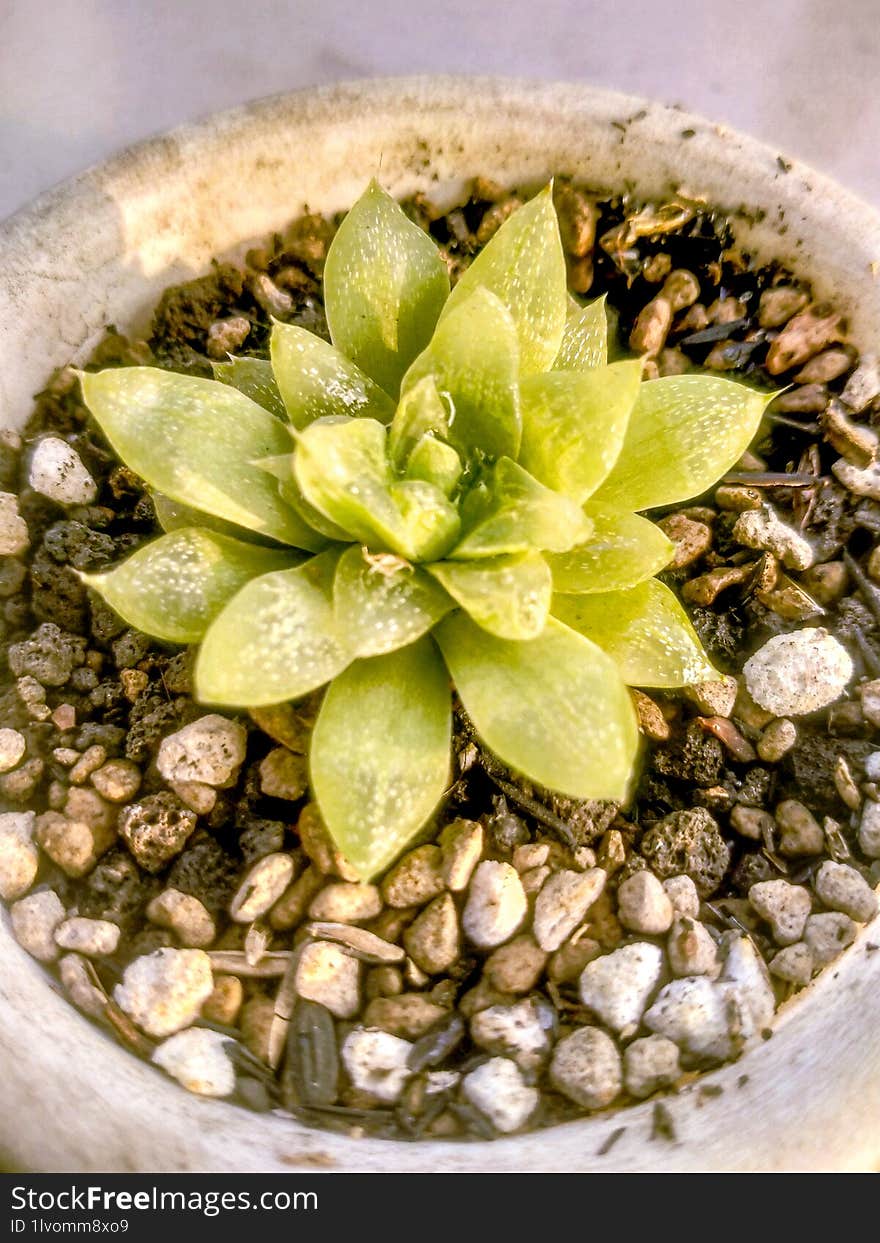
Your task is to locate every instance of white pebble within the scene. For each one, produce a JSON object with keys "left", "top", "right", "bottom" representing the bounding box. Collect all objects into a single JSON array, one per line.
[
  {"left": 832, "top": 457, "right": 880, "bottom": 500},
  {"left": 470, "top": 997, "right": 554, "bottom": 1073},
  {"left": 114, "top": 948, "right": 214, "bottom": 1038},
  {"left": 55, "top": 916, "right": 120, "bottom": 957},
  {"left": 462, "top": 860, "right": 527, "bottom": 949},
  {"left": 749, "top": 879, "right": 812, "bottom": 945},
  {"left": 341, "top": 1028, "right": 413, "bottom": 1103},
  {"left": 156, "top": 714, "right": 247, "bottom": 787},
  {"left": 532, "top": 867, "right": 605, "bottom": 951},
  {"left": 463, "top": 1057, "right": 539, "bottom": 1133},
  {"left": 579, "top": 941, "right": 664, "bottom": 1033},
  {"left": 859, "top": 680, "right": 880, "bottom": 728},
  {"left": 743, "top": 628, "right": 852, "bottom": 716},
  {"left": 0, "top": 492, "right": 29, "bottom": 555},
  {"left": 617, "top": 870, "right": 674, "bottom": 934},
  {"left": 662, "top": 875, "right": 700, "bottom": 920},
  {"left": 644, "top": 976, "right": 735, "bottom": 1060},
  {"left": 733, "top": 505, "right": 814, "bottom": 570},
  {"left": 549, "top": 1027, "right": 622, "bottom": 1109},
  {"left": 803, "top": 912, "right": 858, "bottom": 966},
  {"left": 719, "top": 933, "right": 775, "bottom": 1036},
  {"left": 667, "top": 917, "right": 721, "bottom": 977},
  {"left": 769, "top": 942, "right": 814, "bottom": 986},
  {"left": 229, "top": 852, "right": 295, "bottom": 922},
  {"left": 623, "top": 1035, "right": 681, "bottom": 1099},
  {"left": 59, "top": 954, "right": 108, "bottom": 1018},
  {"left": 0, "top": 810, "right": 38, "bottom": 901},
  {"left": 0, "top": 728, "right": 26, "bottom": 773},
  {"left": 757, "top": 718, "right": 797, "bottom": 763},
  {"left": 814, "top": 860, "right": 878, "bottom": 923},
  {"left": 859, "top": 800, "right": 880, "bottom": 859},
  {"left": 28, "top": 437, "right": 96, "bottom": 505},
  {"left": 152, "top": 1027, "right": 235, "bottom": 1097},
  {"left": 10, "top": 889, "right": 65, "bottom": 961},
  {"left": 146, "top": 888, "right": 216, "bottom": 948},
  {"left": 864, "top": 752, "right": 880, "bottom": 781},
  {"left": 294, "top": 940, "right": 360, "bottom": 1019}
]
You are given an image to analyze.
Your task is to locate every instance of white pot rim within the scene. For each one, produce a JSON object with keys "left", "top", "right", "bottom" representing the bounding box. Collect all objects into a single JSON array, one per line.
[{"left": 1, "top": 76, "right": 878, "bottom": 1173}]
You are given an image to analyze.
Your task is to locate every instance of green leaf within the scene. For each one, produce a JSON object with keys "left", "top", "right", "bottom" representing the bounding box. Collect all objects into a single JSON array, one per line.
[
  {"left": 552, "top": 578, "right": 718, "bottom": 687},
  {"left": 519, "top": 361, "right": 641, "bottom": 503},
  {"left": 402, "top": 287, "right": 521, "bottom": 462},
  {"left": 546, "top": 503, "right": 674, "bottom": 593},
  {"left": 442, "top": 184, "right": 566, "bottom": 374},
  {"left": 554, "top": 296, "right": 608, "bottom": 370},
  {"left": 592, "top": 374, "right": 772, "bottom": 511},
  {"left": 151, "top": 492, "right": 288, "bottom": 549},
  {"left": 333, "top": 544, "right": 452, "bottom": 657},
  {"left": 270, "top": 323, "right": 394, "bottom": 429},
  {"left": 435, "top": 613, "right": 639, "bottom": 800},
  {"left": 254, "top": 453, "right": 348, "bottom": 542},
  {"left": 81, "top": 528, "right": 299, "bottom": 645},
  {"left": 80, "top": 367, "right": 318, "bottom": 548},
  {"left": 323, "top": 181, "right": 450, "bottom": 397},
  {"left": 310, "top": 638, "right": 452, "bottom": 880},
  {"left": 427, "top": 551, "right": 551, "bottom": 640},
  {"left": 294, "top": 417, "right": 460, "bottom": 562},
  {"left": 212, "top": 356, "right": 286, "bottom": 419},
  {"left": 404, "top": 434, "right": 462, "bottom": 497},
  {"left": 451, "top": 458, "right": 592, "bottom": 559},
  {"left": 195, "top": 549, "right": 350, "bottom": 707},
  {"left": 388, "top": 374, "right": 450, "bottom": 470}
]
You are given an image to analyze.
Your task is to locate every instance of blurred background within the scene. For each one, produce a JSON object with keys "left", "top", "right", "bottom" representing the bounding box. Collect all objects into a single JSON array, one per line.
[{"left": 1, "top": 0, "right": 878, "bottom": 219}]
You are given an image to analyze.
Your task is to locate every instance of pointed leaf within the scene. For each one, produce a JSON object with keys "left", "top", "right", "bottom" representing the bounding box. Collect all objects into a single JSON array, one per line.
[
  {"left": 451, "top": 458, "right": 592, "bottom": 559},
  {"left": 323, "top": 181, "right": 450, "bottom": 396},
  {"left": 435, "top": 613, "right": 639, "bottom": 800},
  {"left": 404, "top": 434, "right": 463, "bottom": 497},
  {"left": 442, "top": 185, "right": 566, "bottom": 374},
  {"left": 593, "top": 374, "right": 772, "bottom": 511},
  {"left": 81, "top": 528, "right": 299, "bottom": 644},
  {"left": 270, "top": 322, "right": 395, "bottom": 428},
  {"left": 388, "top": 374, "right": 450, "bottom": 469},
  {"left": 81, "top": 367, "right": 317, "bottom": 547},
  {"left": 254, "top": 453, "right": 349, "bottom": 542},
  {"left": 333, "top": 545, "right": 452, "bottom": 657},
  {"left": 310, "top": 638, "right": 452, "bottom": 880},
  {"left": 552, "top": 578, "right": 718, "bottom": 687},
  {"left": 547, "top": 504, "right": 674, "bottom": 593},
  {"left": 151, "top": 491, "right": 289, "bottom": 548},
  {"left": 294, "top": 418, "right": 459, "bottom": 561},
  {"left": 402, "top": 287, "right": 521, "bottom": 462},
  {"left": 212, "top": 356, "right": 286, "bottom": 419},
  {"left": 555, "top": 296, "right": 609, "bottom": 370},
  {"left": 195, "top": 549, "right": 350, "bottom": 707},
  {"left": 519, "top": 361, "right": 641, "bottom": 503},
  {"left": 427, "top": 551, "right": 551, "bottom": 640}
]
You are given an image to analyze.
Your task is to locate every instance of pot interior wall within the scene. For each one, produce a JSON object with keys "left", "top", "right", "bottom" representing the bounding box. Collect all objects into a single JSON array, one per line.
[{"left": 1, "top": 78, "right": 879, "bottom": 1173}]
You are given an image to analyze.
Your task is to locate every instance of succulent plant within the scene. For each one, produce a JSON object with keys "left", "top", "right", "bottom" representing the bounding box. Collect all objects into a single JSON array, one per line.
[{"left": 80, "top": 181, "right": 771, "bottom": 879}]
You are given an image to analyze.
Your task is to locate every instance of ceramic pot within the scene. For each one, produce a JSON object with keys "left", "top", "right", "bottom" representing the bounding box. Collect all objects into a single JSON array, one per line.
[{"left": 1, "top": 77, "right": 878, "bottom": 1173}]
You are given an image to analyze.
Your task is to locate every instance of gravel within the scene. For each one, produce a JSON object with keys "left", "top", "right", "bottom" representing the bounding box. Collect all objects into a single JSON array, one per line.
[
  {"left": 0, "top": 728, "right": 26, "bottom": 773},
  {"left": 0, "top": 491, "right": 29, "bottom": 555},
  {"left": 743, "top": 629, "right": 853, "bottom": 716},
  {"left": 617, "top": 871, "right": 674, "bottom": 934},
  {"left": 229, "top": 852, "right": 296, "bottom": 922},
  {"left": 341, "top": 1028, "right": 413, "bottom": 1103},
  {"left": 749, "top": 879, "right": 813, "bottom": 945},
  {"left": 579, "top": 941, "right": 664, "bottom": 1034},
  {"left": 803, "top": 912, "right": 858, "bottom": 966},
  {"left": 294, "top": 940, "right": 360, "bottom": 1019},
  {"left": 114, "top": 948, "right": 214, "bottom": 1038},
  {"left": 549, "top": 1027, "right": 622, "bottom": 1109},
  {"left": 28, "top": 438, "right": 97, "bottom": 506},
  {"left": 644, "top": 976, "right": 736, "bottom": 1060},
  {"left": 0, "top": 810, "right": 39, "bottom": 900},
  {"left": 156, "top": 715, "right": 247, "bottom": 788},
  {"left": 10, "top": 889, "right": 65, "bottom": 961},
  {"left": 462, "top": 860, "right": 527, "bottom": 949},
  {"left": 54, "top": 916, "right": 120, "bottom": 956},
  {"left": 152, "top": 1027, "right": 236, "bottom": 1097},
  {"left": 470, "top": 997, "right": 554, "bottom": 1073},
  {"left": 623, "top": 1034, "right": 681, "bottom": 1099},
  {"left": 813, "top": 860, "right": 878, "bottom": 922},
  {"left": 463, "top": 1057, "right": 539, "bottom": 1132},
  {"left": 532, "top": 867, "right": 605, "bottom": 950}
]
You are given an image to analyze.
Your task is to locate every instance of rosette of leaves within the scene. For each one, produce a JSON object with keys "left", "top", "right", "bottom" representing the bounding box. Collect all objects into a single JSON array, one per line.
[{"left": 80, "top": 181, "right": 770, "bottom": 879}]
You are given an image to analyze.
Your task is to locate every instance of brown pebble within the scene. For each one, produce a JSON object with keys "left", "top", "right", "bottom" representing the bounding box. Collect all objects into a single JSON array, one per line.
[
  {"left": 822, "top": 401, "right": 878, "bottom": 468},
  {"left": 206, "top": 316, "right": 251, "bottom": 360},
  {"left": 363, "top": 994, "right": 448, "bottom": 1040},
  {"left": 775, "top": 800, "right": 825, "bottom": 856},
  {"left": 381, "top": 845, "right": 446, "bottom": 909},
  {"left": 553, "top": 183, "right": 598, "bottom": 257},
  {"left": 484, "top": 935, "right": 549, "bottom": 994},
  {"left": 202, "top": 975, "right": 243, "bottom": 1025},
  {"left": 268, "top": 864, "right": 324, "bottom": 931},
  {"left": 800, "top": 561, "right": 849, "bottom": 605},
  {"left": 698, "top": 717, "right": 756, "bottom": 762},
  {"left": 240, "top": 996, "right": 275, "bottom": 1064},
  {"left": 297, "top": 803, "right": 359, "bottom": 881},
  {"left": 632, "top": 691, "right": 670, "bottom": 741},
  {"left": 682, "top": 563, "right": 753, "bottom": 606},
  {"left": 758, "top": 286, "right": 809, "bottom": 329},
  {"left": 51, "top": 704, "right": 76, "bottom": 731},
  {"left": 771, "top": 384, "right": 828, "bottom": 414},
  {"left": 657, "top": 513, "right": 712, "bottom": 569},
  {"left": 795, "top": 347, "right": 853, "bottom": 385},
  {"left": 630, "top": 296, "right": 672, "bottom": 356},
  {"left": 403, "top": 893, "right": 460, "bottom": 975},
  {"left": 765, "top": 305, "right": 843, "bottom": 374},
  {"left": 547, "top": 936, "right": 602, "bottom": 983},
  {"left": 364, "top": 966, "right": 404, "bottom": 1000},
  {"left": 660, "top": 269, "right": 700, "bottom": 313}
]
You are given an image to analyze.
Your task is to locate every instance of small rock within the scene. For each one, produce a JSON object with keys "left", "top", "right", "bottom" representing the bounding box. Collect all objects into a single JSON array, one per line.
[
  {"left": 841, "top": 353, "right": 880, "bottom": 411},
  {"left": 801, "top": 562, "right": 849, "bottom": 605},
  {"left": 206, "top": 315, "right": 251, "bottom": 359},
  {"left": 156, "top": 715, "right": 247, "bottom": 787},
  {"left": 617, "top": 871, "right": 674, "bottom": 934},
  {"left": 296, "top": 803, "right": 360, "bottom": 881},
  {"left": 684, "top": 675, "right": 738, "bottom": 718},
  {"left": 758, "top": 286, "right": 808, "bottom": 329},
  {"left": 0, "top": 810, "right": 38, "bottom": 900},
  {"left": 548, "top": 936, "right": 602, "bottom": 983},
  {"left": 10, "top": 889, "right": 65, "bottom": 961},
  {"left": 744, "top": 629, "right": 852, "bottom": 716},
  {"left": 381, "top": 844, "right": 446, "bottom": 908},
  {"left": 484, "top": 935, "right": 548, "bottom": 994},
  {"left": 28, "top": 437, "right": 97, "bottom": 505},
  {"left": 169, "top": 780, "right": 217, "bottom": 816},
  {"left": 667, "top": 918, "right": 721, "bottom": 977},
  {"left": 308, "top": 882, "right": 382, "bottom": 925},
  {"left": 114, "top": 948, "right": 214, "bottom": 1038},
  {"left": 341, "top": 1028, "right": 413, "bottom": 1103},
  {"left": 639, "top": 807, "right": 731, "bottom": 897},
  {"left": 470, "top": 997, "right": 554, "bottom": 1074},
  {"left": 0, "top": 728, "right": 26, "bottom": 773},
  {"left": 35, "top": 810, "right": 115, "bottom": 878},
  {"left": 521, "top": 865, "right": 550, "bottom": 896},
  {"left": 549, "top": 1027, "right": 622, "bottom": 1110},
  {"left": 860, "top": 679, "right": 880, "bottom": 728},
  {"left": 8, "top": 623, "right": 83, "bottom": 686},
  {"left": 623, "top": 1035, "right": 682, "bottom": 1099},
  {"left": 512, "top": 842, "right": 550, "bottom": 872},
  {"left": 730, "top": 805, "right": 774, "bottom": 842},
  {"left": 462, "top": 861, "right": 528, "bottom": 949},
  {"left": 858, "top": 800, "right": 880, "bottom": 859},
  {"left": 644, "top": 976, "right": 734, "bottom": 1060},
  {"left": 733, "top": 506, "right": 814, "bottom": 570},
  {"left": 69, "top": 744, "right": 106, "bottom": 785},
  {"left": 814, "top": 860, "right": 878, "bottom": 923},
  {"left": 803, "top": 911, "right": 858, "bottom": 965},
  {"left": 55, "top": 916, "right": 120, "bottom": 956},
  {"left": 58, "top": 953, "right": 107, "bottom": 1018},
  {"left": 269, "top": 864, "right": 324, "bottom": 931},
  {"left": 403, "top": 892, "right": 461, "bottom": 974},
  {"left": 90, "top": 759, "right": 142, "bottom": 803},
  {"left": 0, "top": 492, "right": 28, "bottom": 555},
  {"left": 579, "top": 941, "right": 664, "bottom": 1033},
  {"left": 749, "top": 879, "right": 812, "bottom": 945},
  {"left": 258, "top": 747, "right": 308, "bottom": 800},
  {"left": 719, "top": 933, "right": 775, "bottom": 1035},
  {"left": 240, "top": 996, "right": 274, "bottom": 1063},
  {"left": 462, "top": 1057, "right": 539, "bottom": 1132},
  {"left": 657, "top": 513, "right": 712, "bottom": 569},
  {"left": 439, "top": 819, "right": 483, "bottom": 891},
  {"left": 633, "top": 690, "right": 670, "bottom": 741},
  {"left": 757, "top": 719, "right": 798, "bottom": 763},
  {"left": 775, "top": 799, "right": 825, "bottom": 856},
  {"left": 229, "top": 852, "right": 295, "bottom": 923},
  {"left": 119, "top": 793, "right": 197, "bottom": 874},
  {"left": 201, "top": 975, "right": 243, "bottom": 1025},
  {"left": 147, "top": 888, "right": 216, "bottom": 948},
  {"left": 832, "top": 458, "right": 880, "bottom": 501},
  {"left": 152, "top": 1027, "right": 235, "bottom": 1097},
  {"left": 532, "top": 867, "right": 606, "bottom": 951},
  {"left": 294, "top": 940, "right": 360, "bottom": 1019},
  {"left": 769, "top": 942, "right": 814, "bottom": 986},
  {"left": 363, "top": 994, "right": 447, "bottom": 1040},
  {"left": 662, "top": 875, "right": 700, "bottom": 919}
]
